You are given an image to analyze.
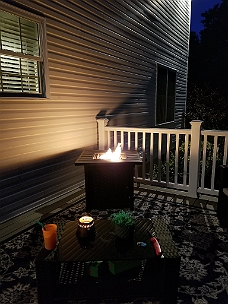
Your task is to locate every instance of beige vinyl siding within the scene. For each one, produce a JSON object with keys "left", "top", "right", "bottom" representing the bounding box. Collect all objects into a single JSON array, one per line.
[{"left": 0, "top": 0, "right": 190, "bottom": 222}]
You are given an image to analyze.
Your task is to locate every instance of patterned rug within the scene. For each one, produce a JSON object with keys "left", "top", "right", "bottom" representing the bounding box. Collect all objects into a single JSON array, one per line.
[{"left": 1, "top": 189, "right": 228, "bottom": 304}]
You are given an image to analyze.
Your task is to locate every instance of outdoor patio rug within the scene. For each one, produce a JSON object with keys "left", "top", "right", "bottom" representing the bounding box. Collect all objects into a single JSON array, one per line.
[{"left": 1, "top": 189, "right": 228, "bottom": 304}]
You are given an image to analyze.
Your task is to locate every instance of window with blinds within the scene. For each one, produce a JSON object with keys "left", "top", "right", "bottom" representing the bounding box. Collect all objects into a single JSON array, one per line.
[{"left": 0, "top": 6, "right": 48, "bottom": 97}]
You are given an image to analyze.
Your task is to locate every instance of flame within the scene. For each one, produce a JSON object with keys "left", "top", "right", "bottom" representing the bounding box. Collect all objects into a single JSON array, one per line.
[{"left": 100, "top": 143, "right": 122, "bottom": 160}]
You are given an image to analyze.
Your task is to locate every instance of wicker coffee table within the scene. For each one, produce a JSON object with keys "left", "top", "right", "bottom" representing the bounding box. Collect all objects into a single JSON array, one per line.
[{"left": 35, "top": 217, "right": 180, "bottom": 304}]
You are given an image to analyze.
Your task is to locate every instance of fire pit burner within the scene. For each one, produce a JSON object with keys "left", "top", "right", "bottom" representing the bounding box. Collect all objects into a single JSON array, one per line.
[
  {"left": 93, "top": 152, "right": 127, "bottom": 160},
  {"left": 75, "top": 150, "right": 142, "bottom": 211}
]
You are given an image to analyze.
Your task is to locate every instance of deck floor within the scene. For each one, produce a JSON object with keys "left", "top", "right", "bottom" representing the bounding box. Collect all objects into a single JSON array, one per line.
[{"left": 0, "top": 183, "right": 218, "bottom": 244}]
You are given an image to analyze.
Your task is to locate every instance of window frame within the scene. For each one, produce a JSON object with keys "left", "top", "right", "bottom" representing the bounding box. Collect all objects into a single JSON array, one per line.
[
  {"left": 0, "top": 1, "right": 50, "bottom": 99},
  {"left": 155, "top": 65, "right": 176, "bottom": 125}
]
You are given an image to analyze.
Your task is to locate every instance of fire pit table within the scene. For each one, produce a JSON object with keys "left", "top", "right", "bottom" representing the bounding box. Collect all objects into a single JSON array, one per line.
[{"left": 75, "top": 150, "right": 142, "bottom": 211}]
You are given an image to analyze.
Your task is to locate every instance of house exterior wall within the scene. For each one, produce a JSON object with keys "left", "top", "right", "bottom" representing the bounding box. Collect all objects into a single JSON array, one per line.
[{"left": 0, "top": 0, "right": 191, "bottom": 221}]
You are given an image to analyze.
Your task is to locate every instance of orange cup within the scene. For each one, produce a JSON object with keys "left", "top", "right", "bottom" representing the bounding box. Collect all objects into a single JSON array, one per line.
[{"left": 42, "top": 224, "right": 57, "bottom": 250}]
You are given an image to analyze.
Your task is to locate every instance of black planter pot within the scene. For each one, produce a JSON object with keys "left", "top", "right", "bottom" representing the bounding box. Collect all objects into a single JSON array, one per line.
[{"left": 114, "top": 224, "right": 135, "bottom": 238}]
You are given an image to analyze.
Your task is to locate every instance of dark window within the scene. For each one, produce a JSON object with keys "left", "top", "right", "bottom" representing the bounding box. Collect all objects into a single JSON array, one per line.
[{"left": 156, "top": 66, "right": 176, "bottom": 124}]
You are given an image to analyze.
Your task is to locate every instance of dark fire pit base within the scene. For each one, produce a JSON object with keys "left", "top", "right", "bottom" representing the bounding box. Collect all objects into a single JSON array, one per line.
[
  {"left": 75, "top": 150, "right": 142, "bottom": 211},
  {"left": 84, "top": 163, "right": 135, "bottom": 211}
]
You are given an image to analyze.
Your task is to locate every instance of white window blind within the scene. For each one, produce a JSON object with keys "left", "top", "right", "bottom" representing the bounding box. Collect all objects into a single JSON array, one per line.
[{"left": 0, "top": 6, "right": 48, "bottom": 97}]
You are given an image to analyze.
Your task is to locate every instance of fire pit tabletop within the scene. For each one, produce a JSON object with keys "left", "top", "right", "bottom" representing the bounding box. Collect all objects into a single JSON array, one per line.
[{"left": 75, "top": 150, "right": 142, "bottom": 165}]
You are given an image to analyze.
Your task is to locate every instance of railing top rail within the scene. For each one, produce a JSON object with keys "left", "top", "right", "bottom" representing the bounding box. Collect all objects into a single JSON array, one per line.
[
  {"left": 105, "top": 126, "right": 192, "bottom": 135},
  {"left": 202, "top": 130, "right": 228, "bottom": 136}
]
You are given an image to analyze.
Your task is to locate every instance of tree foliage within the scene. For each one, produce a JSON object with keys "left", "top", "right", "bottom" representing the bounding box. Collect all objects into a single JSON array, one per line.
[
  {"left": 186, "top": 0, "right": 228, "bottom": 130},
  {"left": 200, "top": 0, "right": 228, "bottom": 97},
  {"left": 185, "top": 84, "right": 228, "bottom": 130}
]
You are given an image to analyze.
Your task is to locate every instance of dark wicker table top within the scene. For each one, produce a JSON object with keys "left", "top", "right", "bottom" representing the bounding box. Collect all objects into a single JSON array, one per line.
[{"left": 40, "top": 217, "right": 179, "bottom": 263}]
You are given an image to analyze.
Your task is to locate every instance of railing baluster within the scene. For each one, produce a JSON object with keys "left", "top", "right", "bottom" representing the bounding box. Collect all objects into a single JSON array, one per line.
[
  {"left": 127, "top": 131, "right": 131, "bottom": 150},
  {"left": 158, "top": 132, "right": 162, "bottom": 182},
  {"left": 211, "top": 136, "right": 218, "bottom": 191},
  {"left": 166, "top": 133, "right": 170, "bottom": 183},
  {"left": 150, "top": 132, "right": 154, "bottom": 181},
  {"left": 136, "top": 132, "right": 139, "bottom": 150},
  {"left": 142, "top": 132, "right": 146, "bottom": 179},
  {"left": 135, "top": 132, "right": 139, "bottom": 179},
  {"left": 200, "top": 134, "right": 207, "bottom": 190},
  {"left": 183, "top": 134, "right": 189, "bottom": 186},
  {"left": 223, "top": 136, "right": 228, "bottom": 165},
  {"left": 121, "top": 131, "right": 124, "bottom": 149},
  {"left": 114, "top": 131, "right": 117, "bottom": 147},
  {"left": 174, "top": 134, "right": 179, "bottom": 185},
  {"left": 107, "top": 130, "right": 111, "bottom": 148}
]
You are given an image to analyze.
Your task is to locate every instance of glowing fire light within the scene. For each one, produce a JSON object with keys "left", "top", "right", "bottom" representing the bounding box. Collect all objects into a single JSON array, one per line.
[
  {"left": 93, "top": 143, "right": 126, "bottom": 161},
  {"left": 100, "top": 143, "right": 122, "bottom": 160}
]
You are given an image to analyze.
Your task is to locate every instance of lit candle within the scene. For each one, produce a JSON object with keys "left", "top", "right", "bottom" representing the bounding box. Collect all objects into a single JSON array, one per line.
[{"left": 79, "top": 216, "right": 93, "bottom": 224}]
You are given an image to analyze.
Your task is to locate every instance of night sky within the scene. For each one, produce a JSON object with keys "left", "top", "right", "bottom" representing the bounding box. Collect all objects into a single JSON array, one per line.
[{"left": 190, "top": 0, "right": 222, "bottom": 33}]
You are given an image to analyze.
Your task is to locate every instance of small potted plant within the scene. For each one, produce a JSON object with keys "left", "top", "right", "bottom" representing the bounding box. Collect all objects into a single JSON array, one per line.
[{"left": 110, "top": 210, "right": 135, "bottom": 238}]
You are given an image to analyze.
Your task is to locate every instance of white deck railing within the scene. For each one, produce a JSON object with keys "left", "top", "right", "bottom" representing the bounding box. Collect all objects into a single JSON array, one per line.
[{"left": 97, "top": 119, "right": 228, "bottom": 198}]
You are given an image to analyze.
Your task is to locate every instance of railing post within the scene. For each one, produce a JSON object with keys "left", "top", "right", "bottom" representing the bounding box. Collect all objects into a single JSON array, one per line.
[
  {"left": 96, "top": 118, "right": 109, "bottom": 150},
  {"left": 188, "top": 120, "right": 203, "bottom": 198}
]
